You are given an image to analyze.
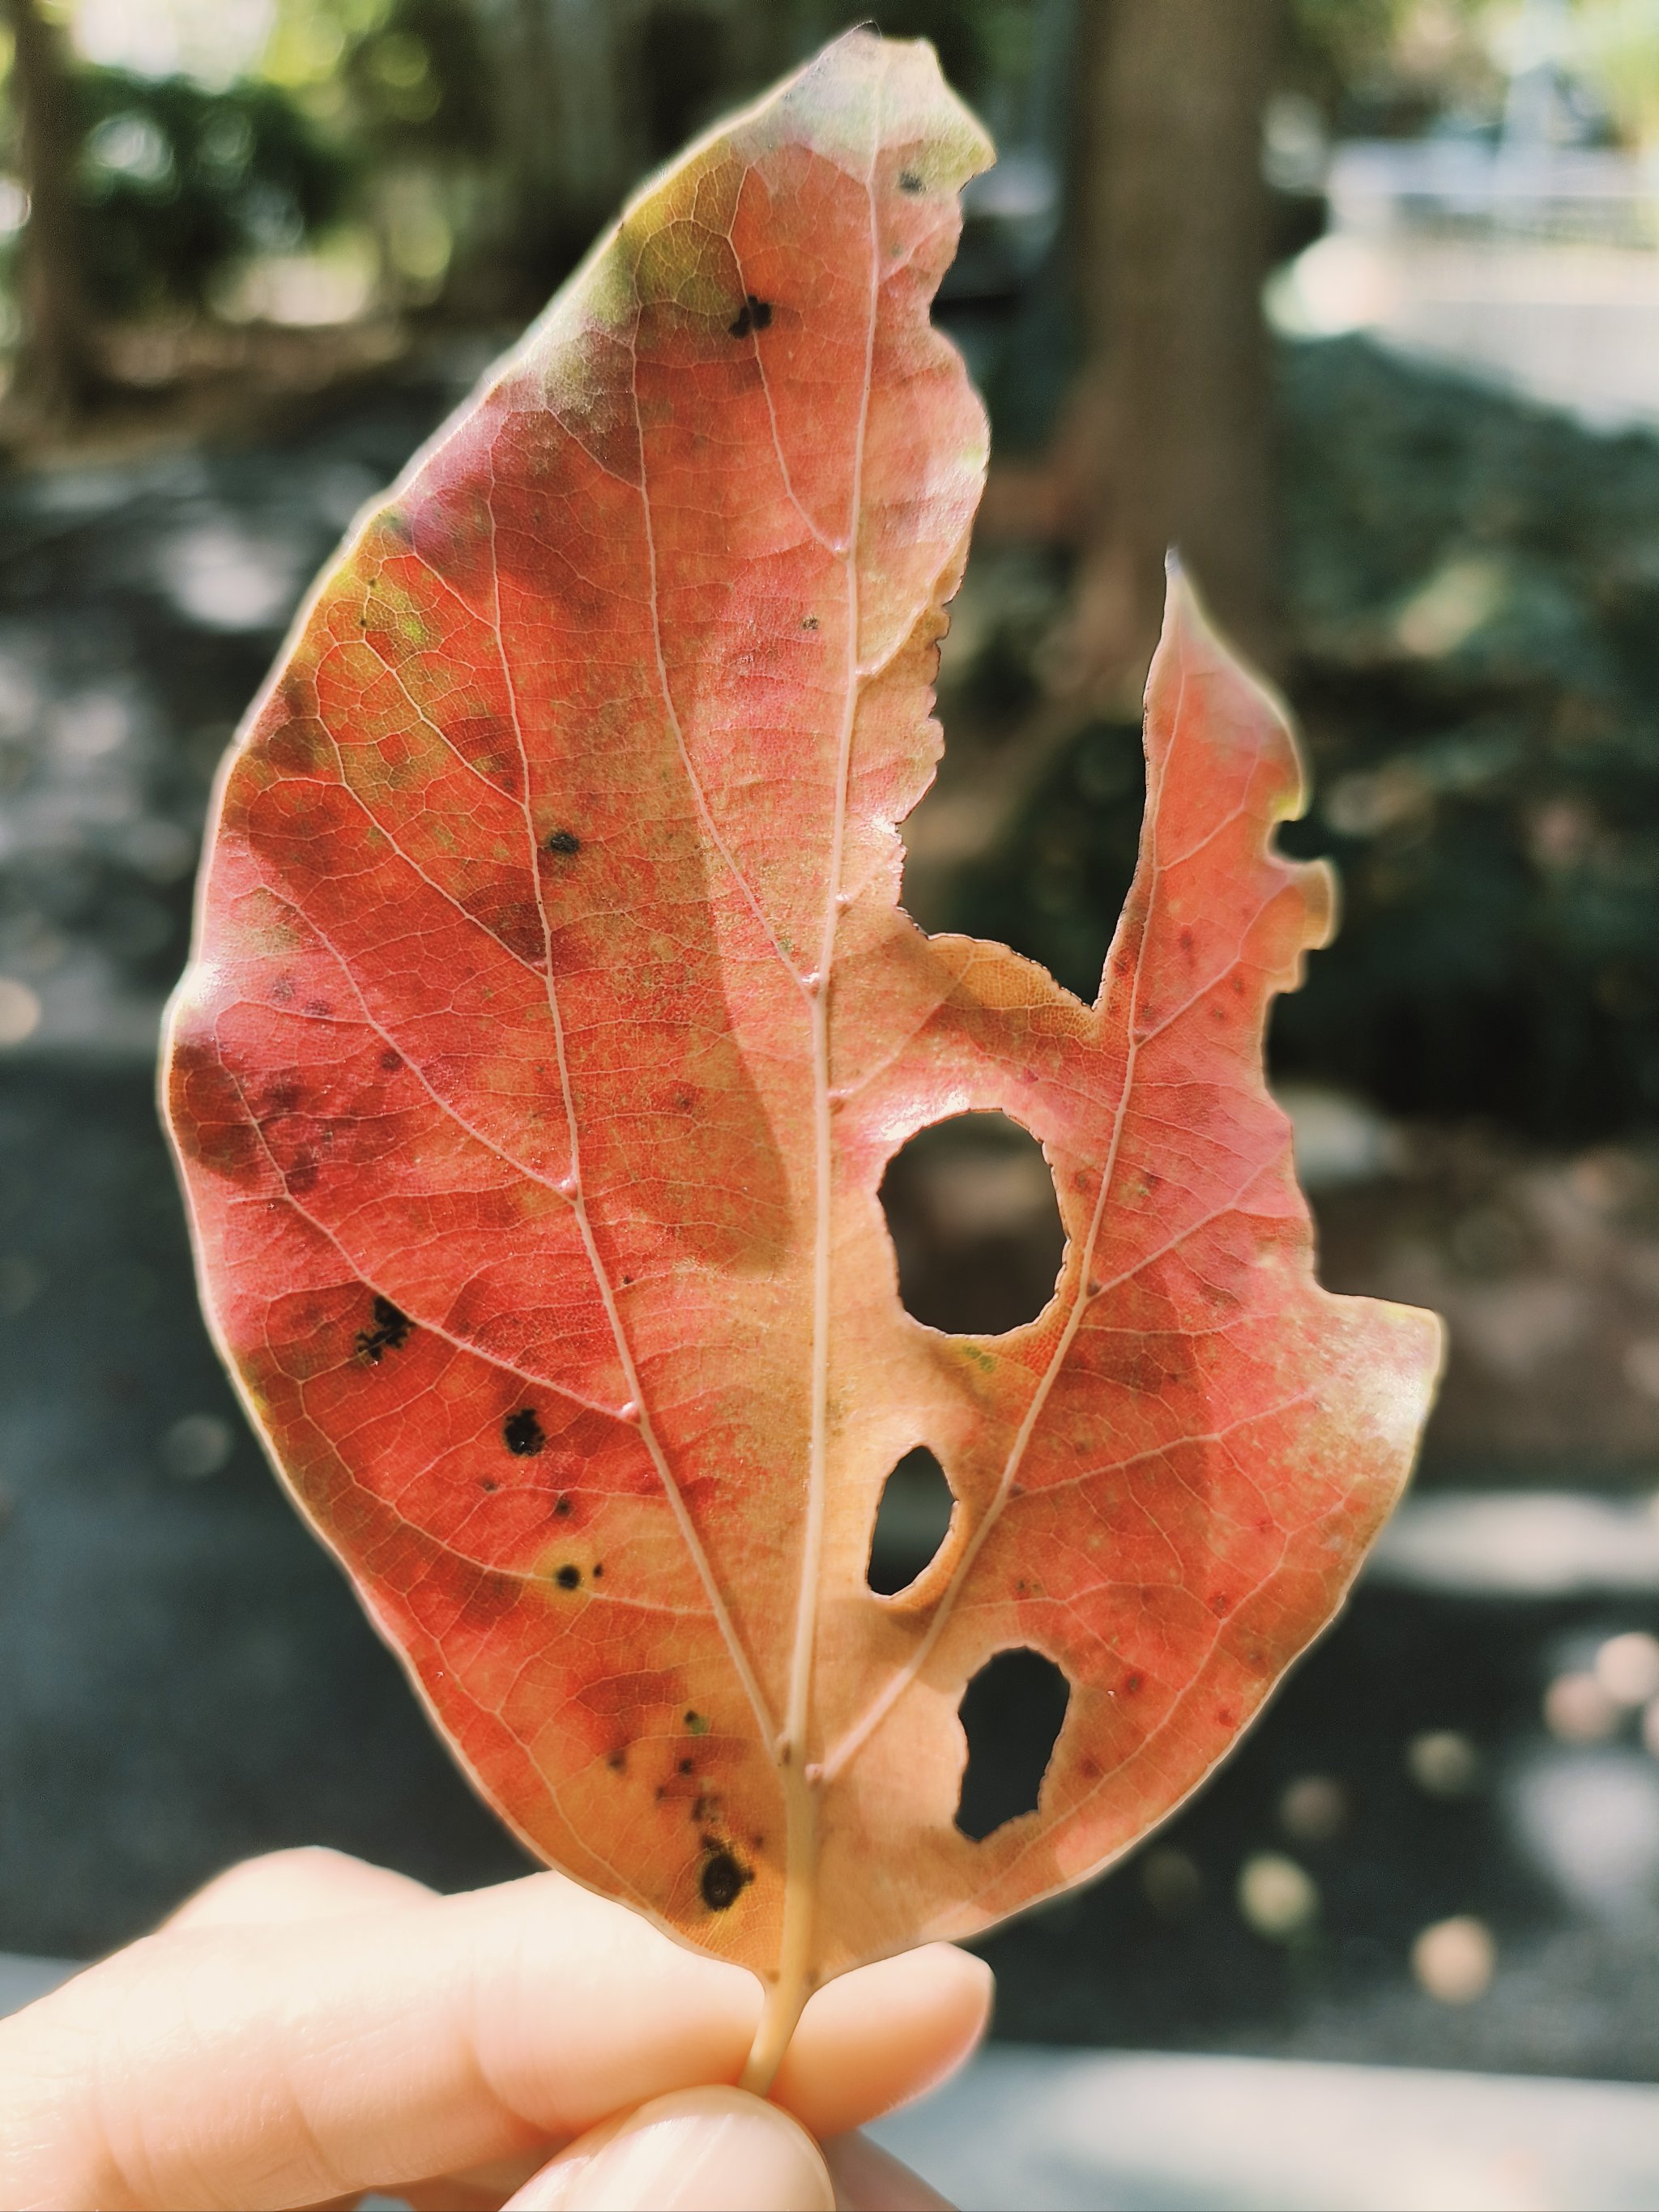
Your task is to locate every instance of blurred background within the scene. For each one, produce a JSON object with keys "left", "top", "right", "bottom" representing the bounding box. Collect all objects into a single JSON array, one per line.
[{"left": 6, "top": 0, "right": 1659, "bottom": 2119}]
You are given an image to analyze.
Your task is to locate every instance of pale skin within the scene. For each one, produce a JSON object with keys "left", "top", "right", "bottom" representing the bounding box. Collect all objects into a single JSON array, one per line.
[{"left": 0, "top": 1848, "right": 990, "bottom": 2212}]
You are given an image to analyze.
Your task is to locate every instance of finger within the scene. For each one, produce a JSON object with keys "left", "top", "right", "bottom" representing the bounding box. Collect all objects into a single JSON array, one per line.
[
  {"left": 824, "top": 2129, "right": 954, "bottom": 2211},
  {"left": 358, "top": 1943, "right": 987, "bottom": 2212},
  {"left": 778, "top": 1946, "right": 991, "bottom": 2139},
  {"left": 0, "top": 1871, "right": 987, "bottom": 2211},
  {"left": 501, "top": 2087, "right": 834, "bottom": 2211},
  {"left": 163, "top": 1848, "right": 437, "bottom": 1933}
]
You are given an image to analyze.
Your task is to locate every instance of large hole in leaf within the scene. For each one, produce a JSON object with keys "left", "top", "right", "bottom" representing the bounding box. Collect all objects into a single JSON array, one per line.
[
  {"left": 955, "top": 1647, "right": 1072, "bottom": 1842},
  {"left": 867, "top": 1447, "right": 956, "bottom": 1597},
  {"left": 880, "top": 1112, "right": 1066, "bottom": 1333}
]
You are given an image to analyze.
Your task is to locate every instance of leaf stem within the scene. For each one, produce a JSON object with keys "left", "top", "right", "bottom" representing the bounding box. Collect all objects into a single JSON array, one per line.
[
  {"left": 747, "top": 72, "right": 881, "bottom": 2100},
  {"left": 740, "top": 1753, "right": 818, "bottom": 2093}
]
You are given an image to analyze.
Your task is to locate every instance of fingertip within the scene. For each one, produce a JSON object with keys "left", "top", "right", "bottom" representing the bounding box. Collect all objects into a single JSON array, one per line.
[
  {"left": 912, "top": 1941, "right": 996, "bottom": 2029},
  {"left": 504, "top": 2087, "right": 834, "bottom": 2211},
  {"left": 773, "top": 1945, "right": 993, "bottom": 2141}
]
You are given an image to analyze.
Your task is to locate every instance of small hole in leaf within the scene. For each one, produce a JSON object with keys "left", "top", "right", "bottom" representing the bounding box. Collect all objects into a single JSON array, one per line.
[
  {"left": 955, "top": 1647, "right": 1071, "bottom": 1841},
  {"left": 881, "top": 1112, "right": 1066, "bottom": 1332},
  {"left": 868, "top": 1447, "right": 955, "bottom": 1596}
]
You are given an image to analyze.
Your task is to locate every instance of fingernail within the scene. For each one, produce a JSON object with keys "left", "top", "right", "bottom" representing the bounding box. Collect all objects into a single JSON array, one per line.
[{"left": 512, "top": 2086, "right": 835, "bottom": 2211}]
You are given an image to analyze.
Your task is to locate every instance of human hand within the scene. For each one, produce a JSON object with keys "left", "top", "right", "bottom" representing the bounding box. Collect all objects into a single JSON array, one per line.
[{"left": 0, "top": 1848, "right": 990, "bottom": 2211}]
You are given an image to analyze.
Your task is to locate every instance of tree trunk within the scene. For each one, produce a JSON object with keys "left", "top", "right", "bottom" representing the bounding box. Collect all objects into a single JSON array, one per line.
[
  {"left": 4, "top": 0, "right": 97, "bottom": 420},
  {"left": 1056, "top": 0, "right": 1281, "bottom": 709}
]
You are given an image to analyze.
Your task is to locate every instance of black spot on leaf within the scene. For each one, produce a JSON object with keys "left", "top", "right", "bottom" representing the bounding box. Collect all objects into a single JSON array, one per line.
[
  {"left": 555, "top": 1562, "right": 581, "bottom": 1591},
  {"left": 700, "top": 1850, "right": 749, "bottom": 1911},
  {"left": 504, "top": 1407, "right": 545, "bottom": 1455},
  {"left": 545, "top": 829, "right": 581, "bottom": 855},
  {"left": 728, "top": 294, "right": 773, "bottom": 338},
  {"left": 356, "top": 1295, "right": 412, "bottom": 1364},
  {"left": 899, "top": 168, "right": 923, "bottom": 193}
]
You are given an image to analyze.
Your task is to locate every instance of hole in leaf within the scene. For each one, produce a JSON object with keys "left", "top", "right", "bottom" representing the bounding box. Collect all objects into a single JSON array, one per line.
[
  {"left": 955, "top": 1647, "right": 1071, "bottom": 1842},
  {"left": 868, "top": 1447, "right": 955, "bottom": 1596},
  {"left": 880, "top": 1112, "right": 1065, "bottom": 1332}
]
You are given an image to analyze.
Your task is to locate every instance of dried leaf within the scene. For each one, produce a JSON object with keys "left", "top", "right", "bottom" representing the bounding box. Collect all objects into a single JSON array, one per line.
[{"left": 164, "top": 31, "right": 1442, "bottom": 2070}]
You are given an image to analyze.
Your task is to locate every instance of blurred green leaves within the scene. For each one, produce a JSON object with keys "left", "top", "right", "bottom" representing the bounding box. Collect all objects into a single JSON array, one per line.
[
  {"left": 0, "top": 0, "right": 497, "bottom": 326},
  {"left": 73, "top": 69, "right": 348, "bottom": 316},
  {"left": 278, "top": 0, "right": 495, "bottom": 160}
]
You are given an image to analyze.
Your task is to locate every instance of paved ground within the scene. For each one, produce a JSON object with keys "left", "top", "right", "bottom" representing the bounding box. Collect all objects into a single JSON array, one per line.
[
  {"left": 872, "top": 2045, "right": 1659, "bottom": 2212},
  {"left": 1273, "top": 234, "right": 1659, "bottom": 434}
]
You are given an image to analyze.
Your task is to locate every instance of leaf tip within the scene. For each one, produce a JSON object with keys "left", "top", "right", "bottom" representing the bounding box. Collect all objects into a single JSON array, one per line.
[
  {"left": 807, "top": 23, "right": 995, "bottom": 185},
  {"left": 1149, "top": 556, "right": 1310, "bottom": 816}
]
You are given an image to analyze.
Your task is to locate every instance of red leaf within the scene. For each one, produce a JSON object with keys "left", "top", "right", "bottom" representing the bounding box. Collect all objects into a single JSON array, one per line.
[{"left": 164, "top": 31, "right": 1442, "bottom": 2065}]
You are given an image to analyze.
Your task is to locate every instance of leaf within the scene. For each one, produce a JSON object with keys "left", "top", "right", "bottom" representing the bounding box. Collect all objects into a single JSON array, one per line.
[{"left": 163, "top": 30, "right": 1443, "bottom": 2071}]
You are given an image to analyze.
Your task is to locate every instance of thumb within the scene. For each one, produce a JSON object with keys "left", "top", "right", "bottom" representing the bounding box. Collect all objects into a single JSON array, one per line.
[{"left": 502, "top": 2086, "right": 835, "bottom": 2211}]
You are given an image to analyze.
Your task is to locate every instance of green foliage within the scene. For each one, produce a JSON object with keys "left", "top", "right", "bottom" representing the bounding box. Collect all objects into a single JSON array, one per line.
[
  {"left": 1283, "top": 0, "right": 1500, "bottom": 134},
  {"left": 339, "top": 0, "right": 496, "bottom": 160},
  {"left": 18, "top": 0, "right": 494, "bottom": 324},
  {"left": 73, "top": 69, "right": 350, "bottom": 318},
  {"left": 951, "top": 338, "right": 1659, "bottom": 1141}
]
